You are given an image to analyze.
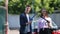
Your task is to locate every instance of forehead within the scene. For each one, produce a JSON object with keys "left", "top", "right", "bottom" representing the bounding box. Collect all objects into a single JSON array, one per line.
[
  {"left": 42, "top": 9, "right": 47, "bottom": 12},
  {"left": 42, "top": 9, "right": 46, "bottom": 11},
  {"left": 26, "top": 7, "right": 31, "bottom": 8}
]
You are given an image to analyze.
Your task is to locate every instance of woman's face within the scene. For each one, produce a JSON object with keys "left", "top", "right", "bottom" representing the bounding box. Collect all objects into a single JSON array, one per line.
[{"left": 41, "top": 9, "right": 47, "bottom": 16}]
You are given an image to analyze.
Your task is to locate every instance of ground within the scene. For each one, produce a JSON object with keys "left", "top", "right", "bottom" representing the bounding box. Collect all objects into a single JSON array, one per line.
[{"left": 8, "top": 30, "right": 19, "bottom": 34}]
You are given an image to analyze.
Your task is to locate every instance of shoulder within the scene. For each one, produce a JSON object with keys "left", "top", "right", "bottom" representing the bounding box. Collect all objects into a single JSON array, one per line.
[
  {"left": 48, "top": 17, "right": 51, "bottom": 18},
  {"left": 37, "top": 18, "right": 43, "bottom": 22},
  {"left": 47, "top": 17, "right": 52, "bottom": 20},
  {"left": 20, "top": 13, "right": 25, "bottom": 17},
  {"left": 46, "top": 17, "right": 52, "bottom": 21}
]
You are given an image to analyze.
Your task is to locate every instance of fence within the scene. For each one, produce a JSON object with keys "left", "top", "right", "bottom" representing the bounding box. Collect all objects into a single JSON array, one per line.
[{"left": 8, "top": 13, "right": 60, "bottom": 29}]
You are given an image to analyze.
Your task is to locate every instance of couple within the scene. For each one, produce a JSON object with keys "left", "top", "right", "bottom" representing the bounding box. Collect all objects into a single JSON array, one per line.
[{"left": 20, "top": 5, "right": 53, "bottom": 34}]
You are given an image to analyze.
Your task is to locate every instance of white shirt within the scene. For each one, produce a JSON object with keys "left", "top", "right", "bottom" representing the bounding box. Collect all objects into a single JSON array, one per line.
[
  {"left": 25, "top": 14, "right": 30, "bottom": 33},
  {"left": 45, "top": 17, "right": 53, "bottom": 28},
  {"left": 38, "top": 17, "right": 53, "bottom": 28},
  {"left": 45, "top": 17, "right": 58, "bottom": 28},
  {"left": 37, "top": 17, "right": 53, "bottom": 32},
  {"left": 26, "top": 14, "right": 30, "bottom": 22}
]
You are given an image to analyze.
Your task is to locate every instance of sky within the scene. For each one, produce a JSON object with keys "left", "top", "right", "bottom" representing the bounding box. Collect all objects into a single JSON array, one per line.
[{"left": 0, "top": 0, "right": 3, "bottom": 2}]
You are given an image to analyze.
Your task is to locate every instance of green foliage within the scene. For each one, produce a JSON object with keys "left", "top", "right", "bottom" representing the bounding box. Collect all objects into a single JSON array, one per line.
[
  {"left": 0, "top": 0, "right": 60, "bottom": 14},
  {"left": 0, "top": 0, "right": 5, "bottom": 6}
]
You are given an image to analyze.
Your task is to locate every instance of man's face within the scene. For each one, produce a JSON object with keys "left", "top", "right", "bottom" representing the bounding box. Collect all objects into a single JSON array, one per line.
[{"left": 25, "top": 7, "right": 31, "bottom": 14}]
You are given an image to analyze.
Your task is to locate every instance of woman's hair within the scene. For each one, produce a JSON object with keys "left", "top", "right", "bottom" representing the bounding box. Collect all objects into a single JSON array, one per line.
[
  {"left": 40, "top": 8, "right": 48, "bottom": 17},
  {"left": 26, "top": 5, "right": 30, "bottom": 7}
]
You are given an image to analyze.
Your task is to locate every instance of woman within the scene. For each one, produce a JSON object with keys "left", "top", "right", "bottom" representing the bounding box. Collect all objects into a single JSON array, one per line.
[{"left": 38, "top": 8, "right": 53, "bottom": 34}]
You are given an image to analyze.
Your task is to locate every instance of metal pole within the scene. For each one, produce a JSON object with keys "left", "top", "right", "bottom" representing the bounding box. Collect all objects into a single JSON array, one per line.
[
  {"left": 5, "top": 0, "right": 8, "bottom": 34},
  {"left": 31, "top": 0, "right": 36, "bottom": 34}
]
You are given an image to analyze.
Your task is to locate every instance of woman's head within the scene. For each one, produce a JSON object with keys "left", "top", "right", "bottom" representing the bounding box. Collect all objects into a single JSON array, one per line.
[{"left": 40, "top": 8, "right": 48, "bottom": 17}]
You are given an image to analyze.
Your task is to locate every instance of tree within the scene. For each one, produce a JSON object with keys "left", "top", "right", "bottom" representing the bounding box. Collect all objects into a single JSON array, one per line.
[
  {"left": 0, "top": 0, "right": 60, "bottom": 14},
  {"left": 0, "top": 0, "right": 5, "bottom": 6}
]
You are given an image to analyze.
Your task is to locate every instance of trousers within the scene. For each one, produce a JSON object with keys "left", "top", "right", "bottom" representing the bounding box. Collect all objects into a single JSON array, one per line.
[{"left": 39, "top": 28, "right": 51, "bottom": 34}]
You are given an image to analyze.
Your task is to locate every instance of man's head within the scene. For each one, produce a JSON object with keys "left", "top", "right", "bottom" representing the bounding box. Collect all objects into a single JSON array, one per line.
[{"left": 25, "top": 5, "right": 31, "bottom": 14}]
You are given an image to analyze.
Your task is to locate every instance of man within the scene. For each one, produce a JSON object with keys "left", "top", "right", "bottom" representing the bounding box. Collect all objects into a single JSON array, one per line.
[{"left": 20, "top": 5, "right": 32, "bottom": 34}]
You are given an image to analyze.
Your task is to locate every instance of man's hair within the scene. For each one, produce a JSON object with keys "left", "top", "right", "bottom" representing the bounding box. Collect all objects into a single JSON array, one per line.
[
  {"left": 26, "top": 5, "right": 30, "bottom": 7},
  {"left": 24, "top": 5, "right": 31, "bottom": 12}
]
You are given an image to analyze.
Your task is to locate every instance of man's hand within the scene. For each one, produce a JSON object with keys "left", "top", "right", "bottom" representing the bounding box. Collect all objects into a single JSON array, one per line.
[{"left": 26, "top": 21, "right": 32, "bottom": 25}]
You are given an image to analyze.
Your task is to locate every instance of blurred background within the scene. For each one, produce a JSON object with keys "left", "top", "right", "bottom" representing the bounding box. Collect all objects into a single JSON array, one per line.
[
  {"left": 0, "top": 0, "right": 60, "bottom": 34},
  {"left": 0, "top": 0, "right": 60, "bottom": 14}
]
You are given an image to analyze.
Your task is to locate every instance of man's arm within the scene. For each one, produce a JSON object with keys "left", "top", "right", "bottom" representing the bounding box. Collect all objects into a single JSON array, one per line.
[{"left": 20, "top": 14, "right": 26, "bottom": 26}]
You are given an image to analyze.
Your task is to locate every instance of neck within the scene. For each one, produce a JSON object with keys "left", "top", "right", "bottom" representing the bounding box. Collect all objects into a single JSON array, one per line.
[
  {"left": 43, "top": 15, "right": 48, "bottom": 18},
  {"left": 24, "top": 12, "right": 28, "bottom": 14}
]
